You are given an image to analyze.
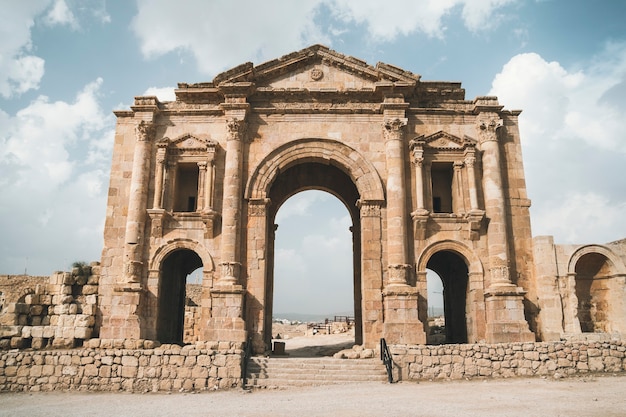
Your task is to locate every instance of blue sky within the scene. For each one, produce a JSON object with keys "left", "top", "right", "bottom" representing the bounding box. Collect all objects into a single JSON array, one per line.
[{"left": 1, "top": 1, "right": 625, "bottom": 315}]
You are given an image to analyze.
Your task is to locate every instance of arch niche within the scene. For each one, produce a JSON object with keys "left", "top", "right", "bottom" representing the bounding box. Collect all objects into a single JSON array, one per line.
[
  {"left": 245, "top": 138, "right": 385, "bottom": 352},
  {"left": 567, "top": 245, "right": 626, "bottom": 334}
]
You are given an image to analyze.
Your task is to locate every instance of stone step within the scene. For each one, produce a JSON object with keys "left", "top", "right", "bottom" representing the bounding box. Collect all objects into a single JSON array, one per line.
[{"left": 245, "top": 357, "right": 389, "bottom": 388}]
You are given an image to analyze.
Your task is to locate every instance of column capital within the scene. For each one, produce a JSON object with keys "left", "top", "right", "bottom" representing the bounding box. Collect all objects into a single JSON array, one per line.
[
  {"left": 464, "top": 154, "right": 476, "bottom": 167},
  {"left": 135, "top": 120, "right": 155, "bottom": 142},
  {"left": 197, "top": 160, "right": 208, "bottom": 170},
  {"left": 357, "top": 199, "right": 382, "bottom": 218},
  {"left": 248, "top": 198, "right": 271, "bottom": 217},
  {"left": 383, "top": 118, "right": 407, "bottom": 141},
  {"left": 226, "top": 118, "right": 247, "bottom": 141},
  {"left": 409, "top": 137, "right": 425, "bottom": 166},
  {"left": 476, "top": 115, "right": 503, "bottom": 144}
]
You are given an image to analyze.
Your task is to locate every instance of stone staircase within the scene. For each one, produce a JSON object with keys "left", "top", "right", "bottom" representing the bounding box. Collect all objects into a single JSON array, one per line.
[{"left": 245, "top": 356, "right": 389, "bottom": 388}]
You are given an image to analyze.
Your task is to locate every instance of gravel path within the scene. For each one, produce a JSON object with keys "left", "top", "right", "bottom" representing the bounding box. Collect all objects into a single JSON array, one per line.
[{"left": 1, "top": 374, "right": 625, "bottom": 417}]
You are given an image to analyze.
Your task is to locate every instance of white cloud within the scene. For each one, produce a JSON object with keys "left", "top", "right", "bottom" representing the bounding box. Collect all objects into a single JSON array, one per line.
[
  {"left": 490, "top": 43, "right": 626, "bottom": 244},
  {"left": 533, "top": 193, "right": 626, "bottom": 244},
  {"left": 132, "top": 0, "right": 328, "bottom": 76},
  {"left": 43, "top": 0, "right": 78, "bottom": 29},
  {"left": 131, "top": 0, "right": 517, "bottom": 75},
  {"left": 0, "top": 79, "right": 114, "bottom": 274},
  {"left": 0, "top": 1, "right": 51, "bottom": 97},
  {"left": 143, "top": 86, "right": 176, "bottom": 102}
]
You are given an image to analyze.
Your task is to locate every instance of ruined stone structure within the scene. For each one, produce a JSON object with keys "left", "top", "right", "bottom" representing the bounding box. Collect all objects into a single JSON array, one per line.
[{"left": 94, "top": 45, "right": 626, "bottom": 353}]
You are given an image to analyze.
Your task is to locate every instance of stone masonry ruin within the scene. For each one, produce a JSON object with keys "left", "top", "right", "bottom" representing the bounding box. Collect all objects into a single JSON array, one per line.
[{"left": 1, "top": 45, "right": 626, "bottom": 392}]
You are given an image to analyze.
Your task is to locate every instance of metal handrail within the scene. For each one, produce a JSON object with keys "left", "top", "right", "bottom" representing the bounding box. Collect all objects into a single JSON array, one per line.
[
  {"left": 241, "top": 336, "right": 253, "bottom": 387},
  {"left": 380, "top": 338, "right": 393, "bottom": 383}
]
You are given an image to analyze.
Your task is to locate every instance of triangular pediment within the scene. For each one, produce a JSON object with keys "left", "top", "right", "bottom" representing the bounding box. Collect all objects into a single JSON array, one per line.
[
  {"left": 212, "top": 44, "right": 420, "bottom": 91},
  {"left": 167, "top": 134, "right": 217, "bottom": 151},
  {"left": 423, "top": 131, "right": 474, "bottom": 150}
]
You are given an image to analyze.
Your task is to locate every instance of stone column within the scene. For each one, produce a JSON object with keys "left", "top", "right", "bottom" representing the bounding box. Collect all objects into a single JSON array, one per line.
[
  {"left": 477, "top": 109, "right": 534, "bottom": 343},
  {"left": 122, "top": 120, "right": 154, "bottom": 285},
  {"left": 453, "top": 160, "right": 465, "bottom": 214},
  {"left": 204, "top": 159, "right": 215, "bottom": 211},
  {"left": 381, "top": 116, "right": 425, "bottom": 345},
  {"left": 164, "top": 161, "right": 177, "bottom": 212},
  {"left": 464, "top": 149, "right": 480, "bottom": 212},
  {"left": 152, "top": 143, "right": 167, "bottom": 209},
  {"left": 197, "top": 161, "right": 207, "bottom": 212},
  {"left": 477, "top": 115, "right": 512, "bottom": 287},
  {"left": 218, "top": 118, "right": 247, "bottom": 285},
  {"left": 383, "top": 118, "right": 410, "bottom": 286},
  {"left": 409, "top": 138, "right": 428, "bottom": 215}
]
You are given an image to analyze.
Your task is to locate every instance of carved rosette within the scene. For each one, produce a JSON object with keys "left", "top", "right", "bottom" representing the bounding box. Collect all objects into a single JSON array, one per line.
[
  {"left": 476, "top": 116, "right": 503, "bottom": 144},
  {"left": 226, "top": 118, "right": 247, "bottom": 141},
  {"left": 387, "top": 263, "right": 411, "bottom": 285},
  {"left": 135, "top": 120, "right": 155, "bottom": 142},
  {"left": 383, "top": 118, "right": 407, "bottom": 141},
  {"left": 357, "top": 200, "right": 382, "bottom": 218}
]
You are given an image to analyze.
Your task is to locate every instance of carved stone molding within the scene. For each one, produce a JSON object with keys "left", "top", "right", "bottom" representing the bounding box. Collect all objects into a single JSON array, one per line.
[{"left": 411, "top": 210, "right": 430, "bottom": 240}]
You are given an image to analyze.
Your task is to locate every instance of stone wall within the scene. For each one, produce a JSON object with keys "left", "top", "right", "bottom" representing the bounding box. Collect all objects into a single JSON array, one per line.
[
  {"left": 0, "top": 340, "right": 243, "bottom": 392},
  {"left": 0, "top": 264, "right": 100, "bottom": 350},
  {"left": 391, "top": 340, "right": 626, "bottom": 381}
]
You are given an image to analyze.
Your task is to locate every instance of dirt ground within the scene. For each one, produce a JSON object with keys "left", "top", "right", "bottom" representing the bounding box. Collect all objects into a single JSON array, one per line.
[
  {"left": 1, "top": 375, "right": 625, "bottom": 417},
  {"left": 3, "top": 328, "right": 625, "bottom": 416}
]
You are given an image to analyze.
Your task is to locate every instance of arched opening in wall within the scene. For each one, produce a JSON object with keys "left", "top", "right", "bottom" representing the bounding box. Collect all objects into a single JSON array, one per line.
[
  {"left": 575, "top": 253, "right": 612, "bottom": 333},
  {"left": 157, "top": 249, "right": 202, "bottom": 344},
  {"left": 266, "top": 162, "right": 361, "bottom": 356},
  {"left": 426, "top": 251, "right": 469, "bottom": 344},
  {"left": 426, "top": 269, "right": 445, "bottom": 344}
]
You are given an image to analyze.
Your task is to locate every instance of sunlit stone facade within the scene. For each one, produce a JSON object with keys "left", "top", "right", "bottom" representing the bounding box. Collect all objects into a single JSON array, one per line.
[{"left": 97, "top": 45, "right": 626, "bottom": 352}]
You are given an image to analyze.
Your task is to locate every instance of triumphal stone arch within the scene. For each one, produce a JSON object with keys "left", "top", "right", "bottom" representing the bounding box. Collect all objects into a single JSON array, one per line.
[{"left": 98, "top": 45, "right": 625, "bottom": 353}]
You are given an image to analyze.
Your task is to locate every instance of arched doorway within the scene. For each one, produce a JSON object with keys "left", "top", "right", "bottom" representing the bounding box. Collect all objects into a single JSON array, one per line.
[
  {"left": 265, "top": 162, "right": 362, "bottom": 350},
  {"left": 426, "top": 251, "right": 469, "bottom": 344},
  {"left": 575, "top": 252, "right": 612, "bottom": 333},
  {"left": 157, "top": 249, "right": 202, "bottom": 344}
]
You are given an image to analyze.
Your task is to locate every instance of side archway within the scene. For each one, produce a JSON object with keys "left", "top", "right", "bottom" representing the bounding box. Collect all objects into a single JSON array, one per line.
[
  {"left": 417, "top": 240, "right": 485, "bottom": 343},
  {"left": 149, "top": 239, "right": 215, "bottom": 344}
]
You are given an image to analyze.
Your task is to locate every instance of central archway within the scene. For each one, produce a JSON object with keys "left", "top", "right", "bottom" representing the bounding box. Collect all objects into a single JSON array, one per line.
[{"left": 245, "top": 138, "right": 385, "bottom": 352}]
